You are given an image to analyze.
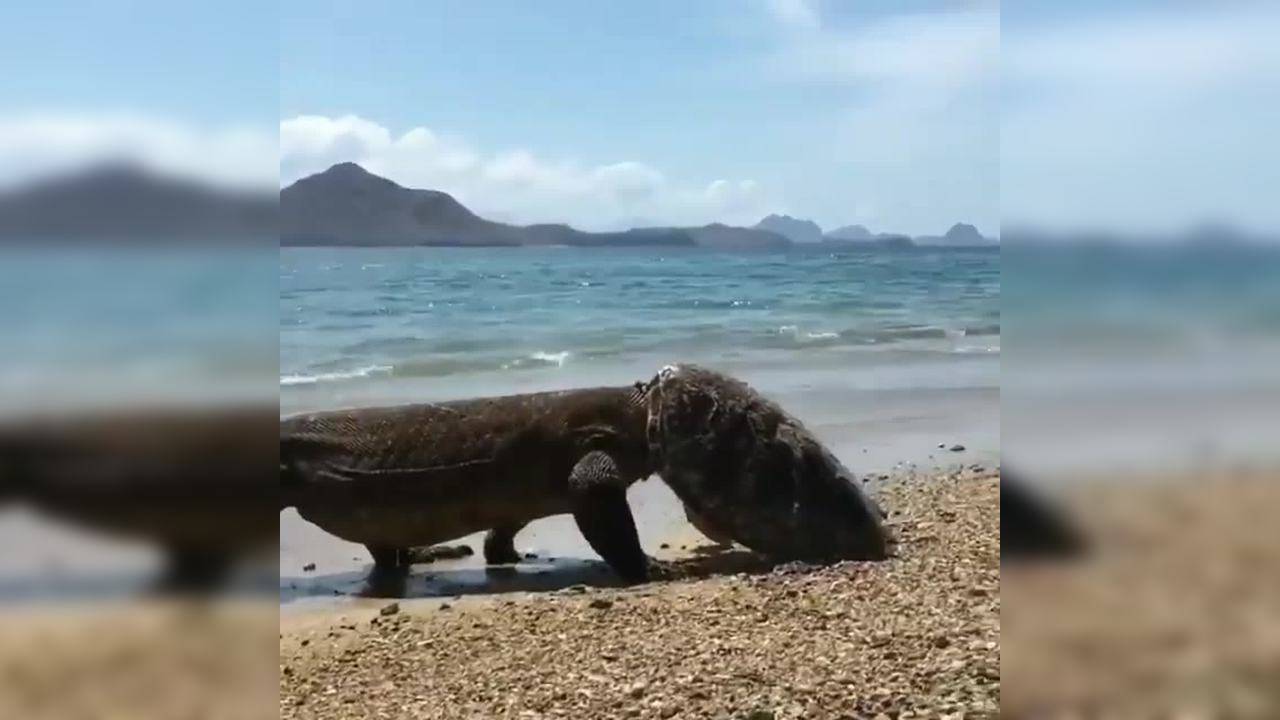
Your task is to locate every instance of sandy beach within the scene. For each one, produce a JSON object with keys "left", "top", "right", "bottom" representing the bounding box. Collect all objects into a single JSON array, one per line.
[
  {"left": 0, "top": 599, "right": 279, "bottom": 719},
  {"left": 280, "top": 468, "right": 1000, "bottom": 719},
  {"left": 1002, "top": 470, "right": 1280, "bottom": 717},
  {"left": 279, "top": 383, "right": 999, "bottom": 600}
]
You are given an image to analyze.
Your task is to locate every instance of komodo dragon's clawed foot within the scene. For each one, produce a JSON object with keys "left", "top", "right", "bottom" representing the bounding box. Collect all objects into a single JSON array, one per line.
[{"left": 366, "top": 545, "right": 411, "bottom": 571}]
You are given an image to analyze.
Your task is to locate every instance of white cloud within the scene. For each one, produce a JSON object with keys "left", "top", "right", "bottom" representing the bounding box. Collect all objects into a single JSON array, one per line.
[
  {"left": 0, "top": 112, "right": 276, "bottom": 191},
  {"left": 773, "top": 10, "right": 998, "bottom": 94},
  {"left": 590, "top": 162, "right": 665, "bottom": 205},
  {"left": 767, "top": 7, "right": 999, "bottom": 164},
  {"left": 279, "top": 114, "right": 774, "bottom": 230},
  {"left": 704, "top": 178, "right": 762, "bottom": 211}
]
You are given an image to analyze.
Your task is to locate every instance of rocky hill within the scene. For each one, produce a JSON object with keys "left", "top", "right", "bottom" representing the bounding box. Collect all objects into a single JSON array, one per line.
[{"left": 280, "top": 163, "right": 790, "bottom": 249}]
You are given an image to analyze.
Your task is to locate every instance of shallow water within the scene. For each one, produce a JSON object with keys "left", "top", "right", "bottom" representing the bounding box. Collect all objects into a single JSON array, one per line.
[
  {"left": 1002, "top": 242, "right": 1280, "bottom": 478},
  {"left": 280, "top": 246, "right": 999, "bottom": 411}
]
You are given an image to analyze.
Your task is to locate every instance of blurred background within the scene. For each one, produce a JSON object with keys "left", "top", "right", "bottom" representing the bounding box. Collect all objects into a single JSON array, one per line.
[
  {"left": 0, "top": 2, "right": 278, "bottom": 718},
  {"left": 1001, "top": 1, "right": 1280, "bottom": 716},
  {"left": 3, "top": 1, "right": 1279, "bottom": 717}
]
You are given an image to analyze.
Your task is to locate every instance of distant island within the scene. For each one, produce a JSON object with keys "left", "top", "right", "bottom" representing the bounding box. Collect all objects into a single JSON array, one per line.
[
  {"left": 823, "top": 224, "right": 915, "bottom": 248},
  {"left": 0, "top": 163, "right": 276, "bottom": 241},
  {"left": 0, "top": 160, "right": 996, "bottom": 248},
  {"left": 281, "top": 163, "right": 996, "bottom": 249},
  {"left": 913, "top": 222, "right": 995, "bottom": 247},
  {"left": 281, "top": 163, "right": 789, "bottom": 250},
  {"left": 754, "top": 214, "right": 823, "bottom": 244},
  {"left": 752, "top": 212, "right": 994, "bottom": 248}
]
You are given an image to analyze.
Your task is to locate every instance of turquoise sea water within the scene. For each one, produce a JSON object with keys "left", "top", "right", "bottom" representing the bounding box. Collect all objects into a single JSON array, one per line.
[
  {"left": 1002, "top": 242, "right": 1280, "bottom": 476},
  {"left": 0, "top": 248, "right": 276, "bottom": 413},
  {"left": 280, "top": 246, "right": 1000, "bottom": 414}
]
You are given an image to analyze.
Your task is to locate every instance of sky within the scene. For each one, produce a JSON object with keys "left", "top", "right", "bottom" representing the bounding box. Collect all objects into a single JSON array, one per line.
[
  {"left": 278, "top": 0, "right": 999, "bottom": 235},
  {"left": 2, "top": 1, "right": 1276, "bottom": 237},
  {"left": 1002, "top": 1, "right": 1280, "bottom": 236},
  {"left": 0, "top": 2, "right": 276, "bottom": 125},
  {"left": 0, "top": 0, "right": 278, "bottom": 190}
]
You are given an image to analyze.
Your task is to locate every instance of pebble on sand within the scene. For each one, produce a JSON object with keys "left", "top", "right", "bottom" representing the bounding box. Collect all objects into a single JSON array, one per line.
[{"left": 279, "top": 472, "right": 1000, "bottom": 720}]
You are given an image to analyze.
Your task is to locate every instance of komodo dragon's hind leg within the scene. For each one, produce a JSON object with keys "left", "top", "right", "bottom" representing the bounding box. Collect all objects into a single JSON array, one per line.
[
  {"left": 366, "top": 545, "right": 410, "bottom": 571},
  {"left": 483, "top": 522, "right": 527, "bottom": 565},
  {"left": 155, "top": 545, "right": 234, "bottom": 593}
]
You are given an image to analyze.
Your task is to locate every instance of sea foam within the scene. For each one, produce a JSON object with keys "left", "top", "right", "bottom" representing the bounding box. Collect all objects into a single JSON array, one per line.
[{"left": 280, "top": 364, "right": 393, "bottom": 386}]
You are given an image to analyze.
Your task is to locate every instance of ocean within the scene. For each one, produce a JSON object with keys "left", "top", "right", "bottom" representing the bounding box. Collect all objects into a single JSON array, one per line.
[
  {"left": 280, "top": 245, "right": 1000, "bottom": 412},
  {"left": 1002, "top": 242, "right": 1280, "bottom": 479}
]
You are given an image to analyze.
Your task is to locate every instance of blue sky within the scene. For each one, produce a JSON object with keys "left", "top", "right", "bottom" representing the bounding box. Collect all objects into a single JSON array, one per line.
[
  {"left": 280, "top": 0, "right": 1000, "bottom": 235},
  {"left": 4, "top": 1, "right": 1275, "bottom": 236},
  {"left": 1001, "top": 1, "right": 1280, "bottom": 235},
  {"left": 0, "top": 0, "right": 278, "bottom": 189},
  {"left": 1, "top": 1, "right": 277, "bottom": 125}
]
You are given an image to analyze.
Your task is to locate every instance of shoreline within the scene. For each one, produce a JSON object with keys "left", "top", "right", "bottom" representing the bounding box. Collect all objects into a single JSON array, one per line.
[
  {"left": 279, "top": 381, "right": 998, "bottom": 600},
  {"left": 280, "top": 468, "right": 1001, "bottom": 718},
  {"left": 280, "top": 458, "right": 997, "bottom": 609}
]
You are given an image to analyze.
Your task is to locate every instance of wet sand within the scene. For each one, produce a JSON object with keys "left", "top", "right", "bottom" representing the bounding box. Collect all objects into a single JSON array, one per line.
[
  {"left": 0, "top": 381, "right": 995, "bottom": 603},
  {"left": 280, "top": 468, "right": 1000, "bottom": 719},
  {"left": 279, "top": 384, "right": 998, "bottom": 605}
]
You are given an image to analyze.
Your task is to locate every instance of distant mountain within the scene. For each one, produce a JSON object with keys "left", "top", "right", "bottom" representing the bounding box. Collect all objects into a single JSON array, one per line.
[
  {"left": 686, "top": 223, "right": 793, "bottom": 250},
  {"left": 754, "top": 214, "right": 823, "bottom": 244},
  {"left": 824, "top": 224, "right": 914, "bottom": 248},
  {"left": 943, "top": 222, "right": 986, "bottom": 244},
  {"left": 281, "top": 163, "right": 790, "bottom": 249},
  {"left": 281, "top": 162, "right": 519, "bottom": 246},
  {"left": 915, "top": 222, "right": 996, "bottom": 246},
  {"left": 824, "top": 224, "right": 874, "bottom": 241},
  {"left": 0, "top": 163, "right": 276, "bottom": 241}
]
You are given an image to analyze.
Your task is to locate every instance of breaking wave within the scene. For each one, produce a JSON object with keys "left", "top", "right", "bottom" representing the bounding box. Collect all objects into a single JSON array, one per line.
[
  {"left": 280, "top": 351, "right": 576, "bottom": 386},
  {"left": 280, "top": 364, "right": 393, "bottom": 386}
]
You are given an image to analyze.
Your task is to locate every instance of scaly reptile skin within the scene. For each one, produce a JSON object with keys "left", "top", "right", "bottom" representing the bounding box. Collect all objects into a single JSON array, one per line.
[{"left": 280, "top": 385, "right": 651, "bottom": 551}]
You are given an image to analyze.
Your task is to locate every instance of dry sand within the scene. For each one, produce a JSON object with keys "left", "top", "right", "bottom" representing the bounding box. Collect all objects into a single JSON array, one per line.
[
  {"left": 1002, "top": 470, "right": 1280, "bottom": 718},
  {"left": 279, "top": 469, "right": 1000, "bottom": 719},
  {"left": 0, "top": 599, "right": 279, "bottom": 719}
]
